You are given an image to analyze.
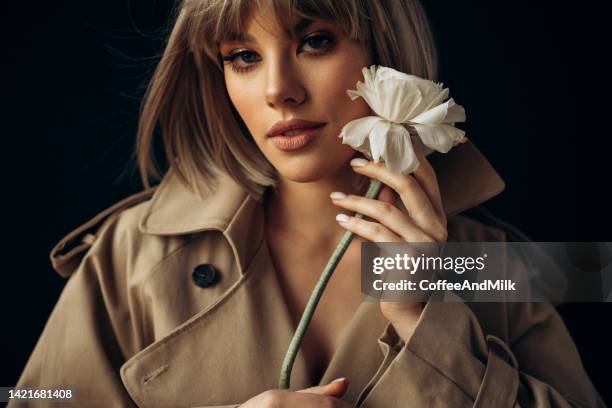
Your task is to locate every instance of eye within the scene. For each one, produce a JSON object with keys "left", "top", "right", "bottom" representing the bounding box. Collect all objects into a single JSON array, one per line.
[
  {"left": 300, "top": 33, "right": 335, "bottom": 54},
  {"left": 221, "top": 50, "right": 261, "bottom": 74},
  {"left": 221, "top": 32, "right": 336, "bottom": 74}
]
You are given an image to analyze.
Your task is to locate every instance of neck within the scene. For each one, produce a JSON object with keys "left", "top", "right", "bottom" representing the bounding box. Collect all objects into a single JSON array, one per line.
[{"left": 264, "top": 164, "right": 370, "bottom": 249}]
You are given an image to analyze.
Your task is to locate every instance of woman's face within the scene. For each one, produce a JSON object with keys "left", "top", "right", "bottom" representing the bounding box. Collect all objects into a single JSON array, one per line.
[{"left": 218, "top": 4, "right": 373, "bottom": 184}]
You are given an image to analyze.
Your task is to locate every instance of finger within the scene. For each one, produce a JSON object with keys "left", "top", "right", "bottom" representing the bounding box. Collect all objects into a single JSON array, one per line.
[
  {"left": 350, "top": 159, "right": 446, "bottom": 242},
  {"left": 364, "top": 184, "right": 401, "bottom": 223},
  {"left": 336, "top": 213, "right": 404, "bottom": 242},
  {"left": 411, "top": 141, "right": 447, "bottom": 227},
  {"left": 297, "top": 378, "right": 349, "bottom": 397},
  {"left": 377, "top": 184, "right": 400, "bottom": 207},
  {"left": 331, "top": 189, "right": 434, "bottom": 242}
]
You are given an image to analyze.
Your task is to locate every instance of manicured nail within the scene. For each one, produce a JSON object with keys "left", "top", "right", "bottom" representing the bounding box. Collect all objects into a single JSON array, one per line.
[
  {"left": 332, "top": 377, "right": 347, "bottom": 384},
  {"left": 350, "top": 158, "right": 369, "bottom": 167},
  {"left": 336, "top": 214, "right": 350, "bottom": 222},
  {"left": 330, "top": 191, "right": 346, "bottom": 200}
]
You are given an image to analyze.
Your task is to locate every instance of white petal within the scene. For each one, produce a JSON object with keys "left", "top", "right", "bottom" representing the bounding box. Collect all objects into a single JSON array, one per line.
[
  {"left": 409, "top": 82, "right": 447, "bottom": 117},
  {"left": 363, "top": 65, "right": 378, "bottom": 87},
  {"left": 444, "top": 98, "right": 466, "bottom": 124},
  {"left": 381, "top": 124, "right": 420, "bottom": 174},
  {"left": 356, "top": 84, "right": 387, "bottom": 117},
  {"left": 347, "top": 66, "right": 425, "bottom": 123},
  {"left": 422, "top": 87, "right": 449, "bottom": 111},
  {"left": 384, "top": 80, "right": 424, "bottom": 122},
  {"left": 410, "top": 101, "right": 450, "bottom": 125},
  {"left": 413, "top": 123, "right": 467, "bottom": 153},
  {"left": 359, "top": 78, "right": 423, "bottom": 123},
  {"left": 343, "top": 65, "right": 467, "bottom": 167},
  {"left": 368, "top": 120, "right": 392, "bottom": 163},
  {"left": 346, "top": 89, "right": 362, "bottom": 101},
  {"left": 410, "top": 98, "right": 467, "bottom": 126},
  {"left": 339, "top": 116, "right": 384, "bottom": 152}
]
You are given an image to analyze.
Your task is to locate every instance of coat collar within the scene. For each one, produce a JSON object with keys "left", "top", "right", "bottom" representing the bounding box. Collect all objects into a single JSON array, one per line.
[{"left": 138, "top": 139, "right": 505, "bottom": 238}]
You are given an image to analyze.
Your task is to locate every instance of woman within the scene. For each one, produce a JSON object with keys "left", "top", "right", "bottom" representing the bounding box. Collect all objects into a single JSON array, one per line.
[{"left": 13, "top": 0, "right": 605, "bottom": 407}]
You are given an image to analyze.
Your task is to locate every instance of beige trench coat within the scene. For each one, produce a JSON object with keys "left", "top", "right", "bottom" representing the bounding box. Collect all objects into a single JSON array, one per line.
[{"left": 12, "top": 141, "right": 606, "bottom": 408}]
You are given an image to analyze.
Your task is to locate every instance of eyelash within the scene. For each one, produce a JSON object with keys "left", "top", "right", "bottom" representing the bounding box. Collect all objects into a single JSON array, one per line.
[{"left": 221, "top": 33, "right": 336, "bottom": 74}]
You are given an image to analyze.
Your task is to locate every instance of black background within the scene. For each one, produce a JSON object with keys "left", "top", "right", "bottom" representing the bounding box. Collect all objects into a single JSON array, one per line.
[{"left": 2, "top": 0, "right": 611, "bottom": 404}]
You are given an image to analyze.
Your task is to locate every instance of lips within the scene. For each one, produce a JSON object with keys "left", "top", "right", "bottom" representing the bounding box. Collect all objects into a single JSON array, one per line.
[
  {"left": 267, "top": 118, "right": 326, "bottom": 137},
  {"left": 269, "top": 128, "right": 322, "bottom": 152}
]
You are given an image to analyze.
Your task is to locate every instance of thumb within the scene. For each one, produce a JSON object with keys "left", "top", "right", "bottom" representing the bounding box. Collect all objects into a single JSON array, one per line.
[{"left": 297, "top": 377, "right": 349, "bottom": 398}]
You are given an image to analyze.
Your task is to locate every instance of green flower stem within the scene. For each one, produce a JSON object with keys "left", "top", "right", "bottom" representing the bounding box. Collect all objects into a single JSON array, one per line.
[{"left": 278, "top": 178, "right": 383, "bottom": 389}]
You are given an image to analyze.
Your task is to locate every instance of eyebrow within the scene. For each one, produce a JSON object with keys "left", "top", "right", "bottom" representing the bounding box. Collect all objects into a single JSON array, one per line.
[{"left": 221, "top": 17, "right": 315, "bottom": 44}]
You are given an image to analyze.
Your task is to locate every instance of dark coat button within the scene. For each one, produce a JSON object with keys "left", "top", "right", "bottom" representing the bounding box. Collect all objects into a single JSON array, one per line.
[{"left": 192, "top": 264, "right": 218, "bottom": 288}]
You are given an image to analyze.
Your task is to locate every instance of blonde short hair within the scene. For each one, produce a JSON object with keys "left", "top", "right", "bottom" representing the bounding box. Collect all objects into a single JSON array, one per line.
[{"left": 136, "top": 0, "right": 438, "bottom": 199}]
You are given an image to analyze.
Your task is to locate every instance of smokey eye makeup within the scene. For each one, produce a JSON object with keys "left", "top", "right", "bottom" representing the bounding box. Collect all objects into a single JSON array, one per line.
[{"left": 220, "top": 31, "right": 337, "bottom": 74}]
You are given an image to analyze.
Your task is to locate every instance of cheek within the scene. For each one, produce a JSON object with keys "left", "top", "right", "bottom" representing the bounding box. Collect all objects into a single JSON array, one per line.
[
  {"left": 224, "top": 75, "right": 260, "bottom": 131},
  {"left": 310, "top": 49, "right": 373, "bottom": 122}
]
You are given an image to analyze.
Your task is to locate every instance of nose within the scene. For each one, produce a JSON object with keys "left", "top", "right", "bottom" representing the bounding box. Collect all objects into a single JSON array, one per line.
[{"left": 265, "top": 54, "right": 306, "bottom": 109}]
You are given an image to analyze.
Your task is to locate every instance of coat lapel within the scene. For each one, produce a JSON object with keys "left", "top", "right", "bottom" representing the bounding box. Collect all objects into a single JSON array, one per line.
[
  {"left": 120, "top": 227, "right": 308, "bottom": 406},
  {"left": 318, "top": 301, "right": 396, "bottom": 402},
  {"left": 120, "top": 139, "right": 506, "bottom": 406},
  {"left": 430, "top": 140, "right": 505, "bottom": 217},
  {"left": 121, "top": 214, "right": 391, "bottom": 406}
]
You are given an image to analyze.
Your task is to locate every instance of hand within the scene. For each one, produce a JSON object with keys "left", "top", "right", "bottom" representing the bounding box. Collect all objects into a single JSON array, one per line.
[
  {"left": 238, "top": 378, "right": 355, "bottom": 407},
  {"left": 331, "top": 141, "right": 448, "bottom": 342}
]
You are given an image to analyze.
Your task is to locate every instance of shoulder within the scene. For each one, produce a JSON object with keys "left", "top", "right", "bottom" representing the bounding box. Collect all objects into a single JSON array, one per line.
[{"left": 49, "top": 187, "right": 159, "bottom": 278}]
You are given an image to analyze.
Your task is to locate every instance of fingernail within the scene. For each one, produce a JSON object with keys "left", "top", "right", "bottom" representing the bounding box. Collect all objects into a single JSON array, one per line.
[
  {"left": 330, "top": 191, "right": 346, "bottom": 200},
  {"left": 336, "top": 214, "right": 350, "bottom": 222},
  {"left": 332, "top": 377, "right": 347, "bottom": 384},
  {"left": 350, "top": 158, "right": 369, "bottom": 167}
]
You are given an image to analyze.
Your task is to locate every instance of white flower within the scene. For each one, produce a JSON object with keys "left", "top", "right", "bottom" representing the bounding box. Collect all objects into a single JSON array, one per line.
[{"left": 339, "top": 65, "right": 468, "bottom": 174}]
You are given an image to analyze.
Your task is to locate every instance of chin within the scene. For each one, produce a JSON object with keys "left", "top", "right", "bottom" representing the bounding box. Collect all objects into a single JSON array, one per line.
[
  {"left": 267, "top": 145, "right": 355, "bottom": 183},
  {"left": 274, "top": 160, "right": 341, "bottom": 184},
  {"left": 277, "top": 168, "right": 328, "bottom": 183}
]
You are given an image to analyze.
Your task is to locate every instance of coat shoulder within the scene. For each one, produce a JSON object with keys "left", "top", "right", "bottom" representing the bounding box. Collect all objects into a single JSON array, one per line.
[{"left": 49, "top": 187, "right": 158, "bottom": 278}]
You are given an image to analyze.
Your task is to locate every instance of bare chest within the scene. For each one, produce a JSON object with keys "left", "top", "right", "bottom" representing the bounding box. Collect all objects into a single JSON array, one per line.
[{"left": 267, "top": 237, "right": 364, "bottom": 381}]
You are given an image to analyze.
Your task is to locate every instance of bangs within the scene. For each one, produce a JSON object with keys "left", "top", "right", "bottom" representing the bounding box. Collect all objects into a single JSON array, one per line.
[{"left": 182, "top": 0, "right": 369, "bottom": 69}]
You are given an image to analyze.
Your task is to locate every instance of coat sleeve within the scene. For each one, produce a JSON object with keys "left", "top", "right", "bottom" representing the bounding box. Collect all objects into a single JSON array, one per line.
[
  {"left": 358, "top": 300, "right": 606, "bottom": 408},
  {"left": 8, "top": 211, "right": 139, "bottom": 407}
]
